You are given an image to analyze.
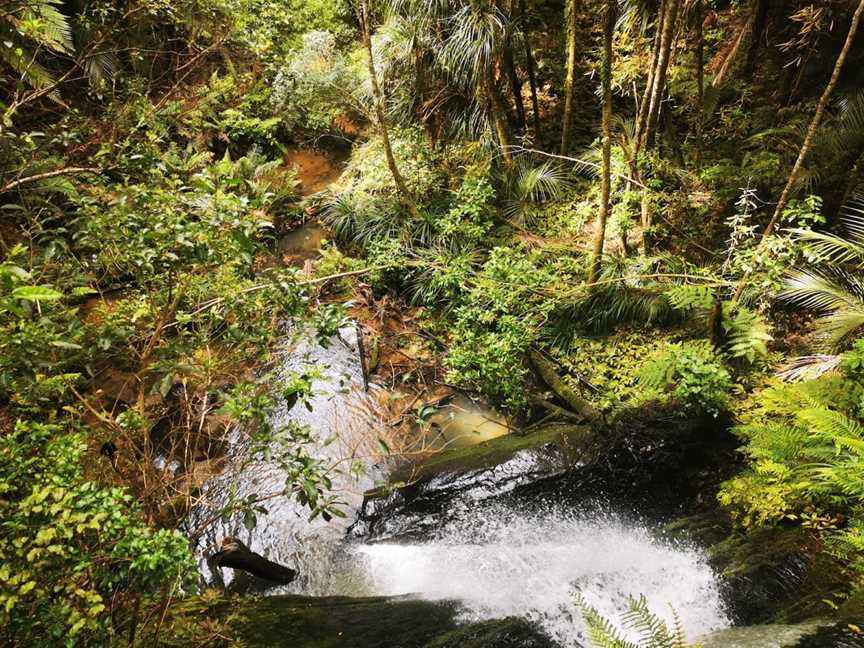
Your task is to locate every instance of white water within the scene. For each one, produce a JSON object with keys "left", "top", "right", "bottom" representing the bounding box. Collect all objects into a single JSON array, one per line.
[{"left": 342, "top": 504, "right": 731, "bottom": 646}]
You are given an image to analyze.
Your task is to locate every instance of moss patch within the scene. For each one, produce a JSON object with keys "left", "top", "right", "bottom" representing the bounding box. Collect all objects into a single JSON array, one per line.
[{"left": 379, "top": 423, "right": 601, "bottom": 491}]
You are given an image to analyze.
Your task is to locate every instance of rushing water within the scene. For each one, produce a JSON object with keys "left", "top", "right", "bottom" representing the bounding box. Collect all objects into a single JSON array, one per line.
[{"left": 329, "top": 503, "right": 730, "bottom": 645}]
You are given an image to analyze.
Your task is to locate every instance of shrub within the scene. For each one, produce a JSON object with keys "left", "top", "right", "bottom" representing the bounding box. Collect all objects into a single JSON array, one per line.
[
  {"left": 719, "top": 350, "right": 864, "bottom": 581},
  {"left": 639, "top": 340, "right": 733, "bottom": 416},
  {"left": 0, "top": 421, "right": 196, "bottom": 646}
]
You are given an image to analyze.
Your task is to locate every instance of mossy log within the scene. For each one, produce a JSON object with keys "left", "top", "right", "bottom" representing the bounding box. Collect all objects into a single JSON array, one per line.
[{"left": 529, "top": 350, "right": 600, "bottom": 423}]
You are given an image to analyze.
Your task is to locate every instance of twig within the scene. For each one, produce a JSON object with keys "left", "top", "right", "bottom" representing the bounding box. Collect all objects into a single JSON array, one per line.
[{"left": 1, "top": 167, "right": 102, "bottom": 193}]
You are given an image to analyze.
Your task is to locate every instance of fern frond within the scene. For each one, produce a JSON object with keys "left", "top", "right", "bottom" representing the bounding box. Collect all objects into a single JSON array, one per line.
[
  {"left": 574, "top": 592, "right": 640, "bottom": 648},
  {"left": 722, "top": 304, "right": 773, "bottom": 362}
]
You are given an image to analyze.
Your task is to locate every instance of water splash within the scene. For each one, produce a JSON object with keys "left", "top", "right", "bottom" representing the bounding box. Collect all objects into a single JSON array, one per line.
[{"left": 343, "top": 503, "right": 730, "bottom": 645}]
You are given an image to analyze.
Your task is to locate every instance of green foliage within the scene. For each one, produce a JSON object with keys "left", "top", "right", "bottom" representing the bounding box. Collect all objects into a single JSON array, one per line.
[
  {"left": 640, "top": 341, "right": 733, "bottom": 416},
  {"left": 271, "top": 30, "right": 362, "bottom": 132},
  {"left": 322, "top": 127, "right": 445, "bottom": 248},
  {"left": 230, "top": 0, "right": 352, "bottom": 63},
  {"left": 719, "top": 354, "right": 864, "bottom": 581},
  {"left": 554, "top": 330, "right": 674, "bottom": 413},
  {"left": 0, "top": 420, "right": 196, "bottom": 646},
  {"left": 780, "top": 198, "right": 864, "bottom": 350},
  {"left": 0, "top": 0, "right": 73, "bottom": 105},
  {"left": 575, "top": 592, "right": 692, "bottom": 648},
  {"left": 445, "top": 246, "right": 555, "bottom": 410},
  {"left": 721, "top": 302, "right": 773, "bottom": 363}
]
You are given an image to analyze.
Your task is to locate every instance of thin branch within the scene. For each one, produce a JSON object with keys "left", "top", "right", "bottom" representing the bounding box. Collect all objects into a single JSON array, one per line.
[{"left": 1, "top": 167, "right": 102, "bottom": 193}]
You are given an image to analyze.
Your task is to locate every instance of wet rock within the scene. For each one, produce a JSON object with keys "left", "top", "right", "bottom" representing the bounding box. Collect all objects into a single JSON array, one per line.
[
  {"left": 233, "top": 595, "right": 556, "bottom": 648},
  {"left": 789, "top": 622, "right": 864, "bottom": 647},
  {"left": 664, "top": 515, "right": 849, "bottom": 625},
  {"left": 697, "top": 620, "right": 828, "bottom": 647},
  {"left": 353, "top": 406, "right": 733, "bottom": 542},
  {"left": 351, "top": 424, "right": 602, "bottom": 540}
]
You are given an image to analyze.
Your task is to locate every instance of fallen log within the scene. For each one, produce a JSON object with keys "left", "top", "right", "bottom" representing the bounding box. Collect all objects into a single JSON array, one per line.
[
  {"left": 529, "top": 349, "right": 600, "bottom": 423},
  {"left": 208, "top": 537, "right": 297, "bottom": 584}
]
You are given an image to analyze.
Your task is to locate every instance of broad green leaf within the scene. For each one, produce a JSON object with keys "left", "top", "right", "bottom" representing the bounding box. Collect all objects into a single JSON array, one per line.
[{"left": 12, "top": 286, "right": 63, "bottom": 301}]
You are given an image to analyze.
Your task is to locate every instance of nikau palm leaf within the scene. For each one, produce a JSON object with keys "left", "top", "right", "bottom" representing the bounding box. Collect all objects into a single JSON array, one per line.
[{"left": 781, "top": 202, "right": 864, "bottom": 350}]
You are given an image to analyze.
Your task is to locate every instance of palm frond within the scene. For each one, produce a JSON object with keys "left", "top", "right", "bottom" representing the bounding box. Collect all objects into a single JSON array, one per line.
[
  {"left": 440, "top": 3, "right": 507, "bottom": 85},
  {"left": 503, "top": 159, "right": 572, "bottom": 225},
  {"left": 776, "top": 354, "right": 842, "bottom": 382}
]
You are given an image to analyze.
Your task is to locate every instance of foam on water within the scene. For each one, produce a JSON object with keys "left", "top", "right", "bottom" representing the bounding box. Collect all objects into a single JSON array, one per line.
[{"left": 345, "top": 503, "right": 731, "bottom": 645}]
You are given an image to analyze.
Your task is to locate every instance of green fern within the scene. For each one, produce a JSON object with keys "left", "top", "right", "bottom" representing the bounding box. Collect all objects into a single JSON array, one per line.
[
  {"left": 663, "top": 285, "right": 714, "bottom": 311},
  {"left": 0, "top": 0, "right": 73, "bottom": 94},
  {"left": 575, "top": 592, "right": 694, "bottom": 648},
  {"left": 722, "top": 303, "right": 773, "bottom": 362}
]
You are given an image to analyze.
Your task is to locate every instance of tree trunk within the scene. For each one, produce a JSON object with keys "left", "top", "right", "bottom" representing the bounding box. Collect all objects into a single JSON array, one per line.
[
  {"left": 208, "top": 537, "right": 298, "bottom": 584},
  {"left": 560, "top": 0, "right": 580, "bottom": 154},
  {"left": 632, "top": 0, "right": 666, "bottom": 161},
  {"left": 360, "top": 0, "right": 422, "bottom": 219},
  {"left": 503, "top": 34, "right": 526, "bottom": 128},
  {"left": 760, "top": 0, "right": 864, "bottom": 241},
  {"left": 519, "top": 0, "right": 541, "bottom": 135},
  {"left": 712, "top": 12, "right": 752, "bottom": 89},
  {"left": 744, "top": 0, "right": 770, "bottom": 78},
  {"left": 695, "top": 0, "right": 704, "bottom": 171},
  {"left": 486, "top": 68, "right": 513, "bottom": 162},
  {"left": 644, "top": 0, "right": 680, "bottom": 150},
  {"left": 588, "top": 0, "right": 616, "bottom": 283}
]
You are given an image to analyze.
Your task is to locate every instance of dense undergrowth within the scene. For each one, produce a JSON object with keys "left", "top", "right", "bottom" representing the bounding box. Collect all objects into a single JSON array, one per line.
[{"left": 3, "top": 0, "right": 864, "bottom": 645}]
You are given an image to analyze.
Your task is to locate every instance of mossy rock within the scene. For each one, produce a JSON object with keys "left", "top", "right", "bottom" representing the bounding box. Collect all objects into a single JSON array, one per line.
[
  {"left": 422, "top": 617, "right": 555, "bottom": 648},
  {"left": 231, "top": 595, "right": 553, "bottom": 648},
  {"left": 234, "top": 595, "right": 457, "bottom": 647},
  {"left": 377, "top": 423, "right": 600, "bottom": 494}
]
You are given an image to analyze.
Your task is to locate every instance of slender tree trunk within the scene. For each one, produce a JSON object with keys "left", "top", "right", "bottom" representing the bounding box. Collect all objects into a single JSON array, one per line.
[
  {"left": 588, "top": 0, "right": 617, "bottom": 283},
  {"left": 519, "top": 0, "right": 541, "bottom": 134},
  {"left": 644, "top": 0, "right": 680, "bottom": 150},
  {"left": 503, "top": 8, "right": 526, "bottom": 130},
  {"left": 560, "top": 0, "right": 580, "bottom": 154},
  {"left": 640, "top": 187, "right": 652, "bottom": 254},
  {"left": 760, "top": 0, "right": 864, "bottom": 241},
  {"left": 712, "top": 12, "right": 752, "bottom": 89},
  {"left": 663, "top": 107, "right": 685, "bottom": 168},
  {"left": 695, "top": 0, "right": 704, "bottom": 171},
  {"left": 637, "top": 0, "right": 679, "bottom": 253},
  {"left": 486, "top": 69, "right": 513, "bottom": 162},
  {"left": 359, "top": 0, "right": 421, "bottom": 219},
  {"left": 744, "top": 0, "right": 770, "bottom": 78},
  {"left": 632, "top": 0, "right": 666, "bottom": 160}
]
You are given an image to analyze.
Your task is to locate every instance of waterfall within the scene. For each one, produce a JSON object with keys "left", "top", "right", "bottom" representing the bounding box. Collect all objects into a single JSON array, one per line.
[
  {"left": 187, "top": 330, "right": 731, "bottom": 646},
  {"left": 321, "top": 502, "right": 731, "bottom": 645}
]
